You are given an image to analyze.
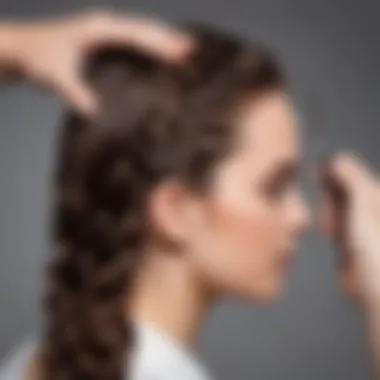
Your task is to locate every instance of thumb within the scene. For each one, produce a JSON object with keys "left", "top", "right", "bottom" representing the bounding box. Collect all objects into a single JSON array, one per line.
[
  {"left": 54, "top": 73, "right": 97, "bottom": 116},
  {"left": 330, "top": 152, "right": 378, "bottom": 198},
  {"left": 319, "top": 190, "right": 338, "bottom": 237}
]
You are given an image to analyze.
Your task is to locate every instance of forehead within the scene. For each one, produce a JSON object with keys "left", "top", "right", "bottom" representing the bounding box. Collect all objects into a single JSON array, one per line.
[{"left": 234, "top": 91, "right": 300, "bottom": 164}]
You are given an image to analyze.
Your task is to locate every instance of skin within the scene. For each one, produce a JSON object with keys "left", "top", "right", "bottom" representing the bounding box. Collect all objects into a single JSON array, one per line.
[
  {"left": 321, "top": 153, "right": 380, "bottom": 375},
  {"left": 0, "top": 8, "right": 380, "bottom": 378},
  {"left": 0, "top": 9, "right": 193, "bottom": 115},
  {"left": 133, "top": 90, "right": 380, "bottom": 376},
  {"left": 131, "top": 90, "right": 311, "bottom": 345}
]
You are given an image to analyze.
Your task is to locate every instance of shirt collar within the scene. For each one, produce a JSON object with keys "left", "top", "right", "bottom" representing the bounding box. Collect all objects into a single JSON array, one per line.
[{"left": 131, "top": 322, "right": 213, "bottom": 380}]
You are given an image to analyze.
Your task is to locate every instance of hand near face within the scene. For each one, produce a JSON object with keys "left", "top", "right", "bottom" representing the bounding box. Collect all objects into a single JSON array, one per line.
[{"left": 319, "top": 152, "right": 380, "bottom": 306}]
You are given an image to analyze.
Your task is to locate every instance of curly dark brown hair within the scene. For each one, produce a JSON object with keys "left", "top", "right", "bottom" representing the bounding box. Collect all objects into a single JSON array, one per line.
[{"left": 40, "top": 23, "right": 284, "bottom": 380}]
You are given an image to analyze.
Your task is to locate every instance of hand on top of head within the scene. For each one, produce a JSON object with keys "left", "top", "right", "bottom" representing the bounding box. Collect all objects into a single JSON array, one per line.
[{"left": 6, "top": 9, "right": 194, "bottom": 115}]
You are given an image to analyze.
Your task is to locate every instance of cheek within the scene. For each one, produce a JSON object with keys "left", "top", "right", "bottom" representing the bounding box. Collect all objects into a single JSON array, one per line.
[
  {"left": 218, "top": 200, "right": 277, "bottom": 262},
  {"left": 189, "top": 195, "right": 285, "bottom": 299}
]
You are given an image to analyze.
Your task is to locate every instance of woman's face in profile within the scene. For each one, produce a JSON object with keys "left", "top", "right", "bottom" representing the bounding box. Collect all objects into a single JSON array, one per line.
[{"left": 187, "top": 90, "right": 312, "bottom": 301}]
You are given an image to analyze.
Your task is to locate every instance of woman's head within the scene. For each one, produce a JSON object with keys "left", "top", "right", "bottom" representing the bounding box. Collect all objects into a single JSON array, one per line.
[
  {"left": 186, "top": 89, "right": 311, "bottom": 300},
  {"left": 44, "top": 24, "right": 310, "bottom": 380}
]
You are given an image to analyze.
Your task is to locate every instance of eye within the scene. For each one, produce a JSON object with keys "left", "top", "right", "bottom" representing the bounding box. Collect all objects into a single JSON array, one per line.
[
  {"left": 259, "top": 161, "right": 299, "bottom": 201},
  {"left": 262, "top": 168, "right": 299, "bottom": 201},
  {"left": 264, "top": 179, "right": 292, "bottom": 199}
]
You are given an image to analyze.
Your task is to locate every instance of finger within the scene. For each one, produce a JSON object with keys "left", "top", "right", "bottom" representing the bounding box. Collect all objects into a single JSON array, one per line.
[
  {"left": 85, "top": 15, "right": 194, "bottom": 62},
  {"left": 330, "top": 152, "right": 378, "bottom": 197},
  {"left": 339, "top": 265, "right": 361, "bottom": 302},
  {"left": 319, "top": 192, "right": 337, "bottom": 237},
  {"left": 53, "top": 73, "right": 97, "bottom": 116}
]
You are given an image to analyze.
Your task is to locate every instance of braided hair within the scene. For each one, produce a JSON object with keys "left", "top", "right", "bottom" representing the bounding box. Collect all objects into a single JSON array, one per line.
[{"left": 40, "top": 24, "right": 284, "bottom": 380}]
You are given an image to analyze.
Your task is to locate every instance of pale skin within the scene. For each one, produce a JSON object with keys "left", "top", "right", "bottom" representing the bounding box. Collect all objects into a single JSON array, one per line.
[
  {"left": 0, "top": 8, "right": 380, "bottom": 378},
  {"left": 0, "top": 9, "right": 193, "bottom": 115},
  {"left": 322, "top": 153, "right": 380, "bottom": 375},
  {"left": 133, "top": 91, "right": 380, "bottom": 375},
  {"left": 132, "top": 91, "right": 311, "bottom": 345}
]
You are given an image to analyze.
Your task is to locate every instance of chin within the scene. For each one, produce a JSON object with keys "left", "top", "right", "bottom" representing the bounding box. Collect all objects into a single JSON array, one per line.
[{"left": 237, "top": 278, "right": 286, "bottom": 303}]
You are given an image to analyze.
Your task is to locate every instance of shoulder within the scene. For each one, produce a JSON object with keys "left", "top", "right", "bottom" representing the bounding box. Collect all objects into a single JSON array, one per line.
[
  {"left": 128, "top": 325, "right": 213, "bottom": 380},
  {"left": 129, "top": 356, "right": 213, "bottom": 380},
  {"left": 0, "top": 338, "right": 36, "bottom": 380}
]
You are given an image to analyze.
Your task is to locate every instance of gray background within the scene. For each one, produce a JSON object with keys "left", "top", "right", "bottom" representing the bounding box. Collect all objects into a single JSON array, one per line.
[{"left": 0, "top": 0, "right": 380, "bottom": 379}]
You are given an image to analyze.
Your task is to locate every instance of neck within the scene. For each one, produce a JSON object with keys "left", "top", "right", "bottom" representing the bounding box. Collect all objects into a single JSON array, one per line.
[{"left": 129, "top": 250, "right": 214, "bottom": 349}]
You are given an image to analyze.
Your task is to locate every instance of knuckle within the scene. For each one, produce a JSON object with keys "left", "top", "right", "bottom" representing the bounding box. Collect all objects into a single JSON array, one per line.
[
  {"left": 333, "top": 152, "right": 355, "bottom": 170},
  {"left": 86, "top": 9, "right": 111, "bottom": 21},
  {"left": 85, "top": 9, "right": 112, "bottom": 32}
]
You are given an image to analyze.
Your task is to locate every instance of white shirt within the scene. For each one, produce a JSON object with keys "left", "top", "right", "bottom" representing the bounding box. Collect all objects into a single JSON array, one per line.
[{"left": 0, "top": 323, "right": 213, "bottom": 380}]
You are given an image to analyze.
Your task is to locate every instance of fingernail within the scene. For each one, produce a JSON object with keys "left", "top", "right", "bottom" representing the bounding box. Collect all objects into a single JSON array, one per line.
[
  {"left": 179, "top": 36, "right": 195, "bottom": 52},
  {"left": 169, "top": 36, "right": 194, "bottom": 59},
  {"left": 78, "top": 98, "right": 98, "bottom": 119}
]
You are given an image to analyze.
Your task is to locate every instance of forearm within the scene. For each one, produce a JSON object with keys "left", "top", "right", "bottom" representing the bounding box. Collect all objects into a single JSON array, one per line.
[
  {"left": 363, "top": 300, "right": 380, "bottom": 378},
  {"left": 359, "top": 261, "right": 380, "bottom": 379}
]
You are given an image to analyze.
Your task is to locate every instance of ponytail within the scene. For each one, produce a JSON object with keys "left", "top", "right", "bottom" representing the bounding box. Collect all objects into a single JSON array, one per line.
[{"left": 42, "top": 113, "right": 147, "bottom": 380}]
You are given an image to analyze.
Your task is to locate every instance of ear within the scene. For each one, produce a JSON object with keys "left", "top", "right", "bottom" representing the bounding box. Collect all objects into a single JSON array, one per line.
[{"left": 147, "top": 179, "right": 201, "bottom": 247}]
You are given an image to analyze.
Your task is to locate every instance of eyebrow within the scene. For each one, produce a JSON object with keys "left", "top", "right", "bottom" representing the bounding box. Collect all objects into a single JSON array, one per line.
[{"left": 267, "top": 160, "right": 300, "bottom": 182}]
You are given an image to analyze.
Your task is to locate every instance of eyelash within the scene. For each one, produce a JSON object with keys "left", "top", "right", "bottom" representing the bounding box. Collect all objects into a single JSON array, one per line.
[{"left": 265, "top": 179, "right": 294, "bottom": 199}]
